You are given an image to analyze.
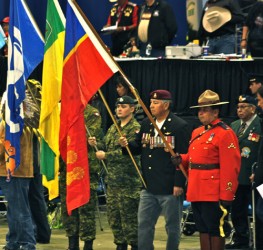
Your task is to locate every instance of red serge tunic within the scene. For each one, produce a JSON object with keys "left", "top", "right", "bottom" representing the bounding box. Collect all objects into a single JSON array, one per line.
[{"left": 181, "top": 119, "right": 241, "bottom": 202}]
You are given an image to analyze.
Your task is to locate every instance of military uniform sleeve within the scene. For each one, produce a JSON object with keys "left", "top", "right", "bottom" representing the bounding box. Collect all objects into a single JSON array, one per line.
[
  {"left": 174, "top": 122, "right": 191, "bottom": 187},
  {"left": 219, "top": 130, "right": 241, "bottom": 201}
]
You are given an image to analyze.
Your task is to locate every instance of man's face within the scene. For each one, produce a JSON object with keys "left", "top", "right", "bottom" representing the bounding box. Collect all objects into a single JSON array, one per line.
[
  {"left": 257, "top": 93, "right": 263, "bottom": 110},
  {"left": 249, "top": 82, "right": 262, "bottom": 95},
  {"left": 198, "top": 106, "right": 218, "bottom": 125},
  {"left": 116, "top": 104, "right": 134, "bottom": 119},
  {"left": 237, "top": 103, "right": 255, "bottom": 121},
  {"left": 150, "top": 99, "right": 169, "bottom": 118}
]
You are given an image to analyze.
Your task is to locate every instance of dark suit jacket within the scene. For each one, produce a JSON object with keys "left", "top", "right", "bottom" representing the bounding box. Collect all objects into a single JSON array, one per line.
[
  {"left": 127, "top": 111, "right": 191, "bottom": 195},
  {"left": 231, "top": 115, "right": 261, "bottom": 185}
]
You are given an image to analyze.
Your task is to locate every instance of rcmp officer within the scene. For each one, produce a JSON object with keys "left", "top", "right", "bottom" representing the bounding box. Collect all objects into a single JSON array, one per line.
[
  {"left": 104, "top": 0, "right": 139, "bottom": 56},
  {"left": 60, "top": 104, "right": 102, "bottom": 250},
  {"left": 225, "top": 95, "right": 261, "bottom": 249},
  {"left": 119, "top": 90, "right": 190, "bottom": 250},
  {"left": 89, "top": 96, "right": 141, "bottom": 250},
  {"left": 173, "top": 90, "right": 241, "bottom": 250}
]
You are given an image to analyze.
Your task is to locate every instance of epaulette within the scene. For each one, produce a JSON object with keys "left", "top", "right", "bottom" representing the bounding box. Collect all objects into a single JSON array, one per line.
[{"left": 218, "top": 121, "right": 229, "bottom": 130}]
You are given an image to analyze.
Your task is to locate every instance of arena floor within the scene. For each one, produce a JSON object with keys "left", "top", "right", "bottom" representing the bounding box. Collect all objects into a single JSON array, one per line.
[{"left": 0, "top": 211, "right": 203, "bottom": 250}]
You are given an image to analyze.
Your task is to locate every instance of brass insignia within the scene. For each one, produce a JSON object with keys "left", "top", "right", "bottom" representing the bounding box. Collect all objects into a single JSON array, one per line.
[
  {"left": 228, "top": 143, "right": 236, "bottom": 149},
  {"left": 226, "top": 182, "right": 233, "bottom": 191},
  {"left": 238, "top": 95, "right": 245, "bottom": 102},
  {"left": 153, "top": 93, "right": 157, "bottom": 98},
  {"left": 168, "top": 118, "right": 171, "bottom": 121}
]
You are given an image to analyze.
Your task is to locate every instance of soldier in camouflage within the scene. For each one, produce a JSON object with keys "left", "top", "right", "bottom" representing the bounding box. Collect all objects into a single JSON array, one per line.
[
  {"left": 88, "top": 96, "right": 141, "bottom": 250},
  {"left": 60, "top": 104, "right": 102, "bottom": 250}
]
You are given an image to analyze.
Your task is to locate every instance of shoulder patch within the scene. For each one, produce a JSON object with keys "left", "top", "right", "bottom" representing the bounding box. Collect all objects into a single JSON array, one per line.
[{"left": 218, "top": 121, "right": 229, "bottom": 130}]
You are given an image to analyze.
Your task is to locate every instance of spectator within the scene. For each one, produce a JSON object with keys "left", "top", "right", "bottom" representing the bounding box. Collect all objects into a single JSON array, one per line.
[
  {"left": 226, "top": 95, "right": 260, "bottom": 249},
  {"left": 241, "top": 1, "right": 263, "bottom": 57},
  {"left": 173, "top": 90, "right": 241, "bottom": 250},
  {"left": 137, "top": 0, "right": 177, "bottom": 57},
  {"left": 249, "top": 75, "right": 262, "bottom": 96},
  {"left": 119, "top": 90, "right": 190, "bottom": 250},
  {"left": 104, "top": 0, "right": 139, "bottom": 56},
  {"left": 115, "top": 75, "right": 145, "bottom": 124},
  {"left": 199, "top": 0, "right": 244, "bottom": 54}
]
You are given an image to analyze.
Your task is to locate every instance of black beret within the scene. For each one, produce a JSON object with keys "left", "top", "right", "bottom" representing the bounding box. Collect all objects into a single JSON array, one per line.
[
  {"left": 249, "top": 75, "right": 263, "bottom": 84},
  {"left": 238, "top": 95, "right": 257, "bottom": 106}
]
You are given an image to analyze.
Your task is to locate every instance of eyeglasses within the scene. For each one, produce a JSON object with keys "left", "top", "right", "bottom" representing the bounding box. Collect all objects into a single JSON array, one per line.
[{"left": 237, "top": 105, "right": 251, "bottom": 109}]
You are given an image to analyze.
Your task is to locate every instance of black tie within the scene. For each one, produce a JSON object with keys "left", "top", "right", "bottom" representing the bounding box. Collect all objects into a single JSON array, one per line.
[{"left": 238, "top": 122, "right": 246, "bottom": 138}]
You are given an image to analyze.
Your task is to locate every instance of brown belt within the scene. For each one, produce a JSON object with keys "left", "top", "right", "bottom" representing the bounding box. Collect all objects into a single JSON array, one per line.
[{"left": 189, "top": 163, "right": 220, "bottom": 170}]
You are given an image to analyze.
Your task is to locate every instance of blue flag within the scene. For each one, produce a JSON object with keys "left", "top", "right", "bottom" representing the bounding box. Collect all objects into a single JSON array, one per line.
[{"left": 5, "top": 0, "right": 44, "bottom": 178}]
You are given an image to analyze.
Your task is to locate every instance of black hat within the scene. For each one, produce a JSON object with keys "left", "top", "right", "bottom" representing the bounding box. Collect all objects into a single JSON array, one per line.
[
  {"left": 238, "top": 95, "right": 257, "bottom": 106},
  {"left": 116, "top": 96, "right": 135, "bottom": 105},
  {"left": 150, "top": 90, "right": 172, "bottom": 100},
  {"left": 249, "top": 74, "right": 263, "bottom": 84}
]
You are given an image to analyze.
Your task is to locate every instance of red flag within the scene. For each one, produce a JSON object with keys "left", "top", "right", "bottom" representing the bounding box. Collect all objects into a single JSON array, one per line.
[{"left": 60, "top": 0, "right": 118, "bottom": 215}]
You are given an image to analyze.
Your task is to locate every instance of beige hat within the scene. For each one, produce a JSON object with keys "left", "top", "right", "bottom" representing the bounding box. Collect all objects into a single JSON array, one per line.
[
  {"left": 190, "top": 89, "right": 229, "bottom": 108},
  {"left": 203, "top": 6, "right": 231, "bottom": 33}
]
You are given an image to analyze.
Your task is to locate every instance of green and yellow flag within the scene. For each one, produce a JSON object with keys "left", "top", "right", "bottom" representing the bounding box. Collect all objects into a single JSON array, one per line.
[{"left": 39, "top": 0, "right": 65, "bottom": 200}]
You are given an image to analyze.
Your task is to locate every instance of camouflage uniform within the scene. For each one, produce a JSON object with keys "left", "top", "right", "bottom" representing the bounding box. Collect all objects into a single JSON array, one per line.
[
  {"left": 60, "top": 105, "right": 102, "bottom": 242},
  {"left": 100, "top": 117, "right": 141, "bottom": 246}
]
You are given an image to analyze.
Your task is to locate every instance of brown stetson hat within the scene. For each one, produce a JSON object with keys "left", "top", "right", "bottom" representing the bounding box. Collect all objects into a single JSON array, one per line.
[
  {"left": 203, "top": 6, "right": 231, "bottom": 33},
  {"left": 190, "top": 89, "right": 229, "bottom": 108}
]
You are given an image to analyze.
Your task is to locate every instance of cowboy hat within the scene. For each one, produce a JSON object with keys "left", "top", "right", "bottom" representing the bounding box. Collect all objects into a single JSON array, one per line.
[
  {"left": 190, "top": 89, "right": 229, "bottom": 108},
  {"left": 203, "top": 6, "right": 231, "bottom": 33}
]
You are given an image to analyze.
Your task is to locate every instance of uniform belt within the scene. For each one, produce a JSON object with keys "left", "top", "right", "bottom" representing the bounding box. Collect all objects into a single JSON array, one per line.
[{"left": 190, "top": 163, "right": 220, "bottom": 170}]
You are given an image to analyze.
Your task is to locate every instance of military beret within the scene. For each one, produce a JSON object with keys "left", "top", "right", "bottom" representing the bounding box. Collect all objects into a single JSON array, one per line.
[
  {"left": 150, "top": 90, "right": 172, "bottom": 100},
  {"left": 238, "top": 95, "right": 257, "bottom": 106},
  {"left": 116, "top": 96, "right": 135, "bottom": 105},
  {"left": 249, "top": 75, "right": 263, "bottom": 84}
]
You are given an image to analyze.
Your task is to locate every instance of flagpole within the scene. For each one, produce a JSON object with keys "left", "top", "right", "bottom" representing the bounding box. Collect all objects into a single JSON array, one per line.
[
  {"left": 71, "top": 0, "right": 188, "bottom": 180},
  {"left": 98, "top": 89, "right": 147, "bottom": 188}
]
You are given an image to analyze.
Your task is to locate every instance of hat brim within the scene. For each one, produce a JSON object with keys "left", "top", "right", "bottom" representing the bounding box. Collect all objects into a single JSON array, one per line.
[
  {"left": 190, "top": 101, "right": 229, "bottom": 109},
  {"left": 203, "top": 7, "right": 231, "bottom": 33}
]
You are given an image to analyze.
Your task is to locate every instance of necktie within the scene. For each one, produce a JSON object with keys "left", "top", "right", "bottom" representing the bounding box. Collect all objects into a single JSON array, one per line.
[{"left": 238, "top": 122, "right": 246, "bottom": 138}]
